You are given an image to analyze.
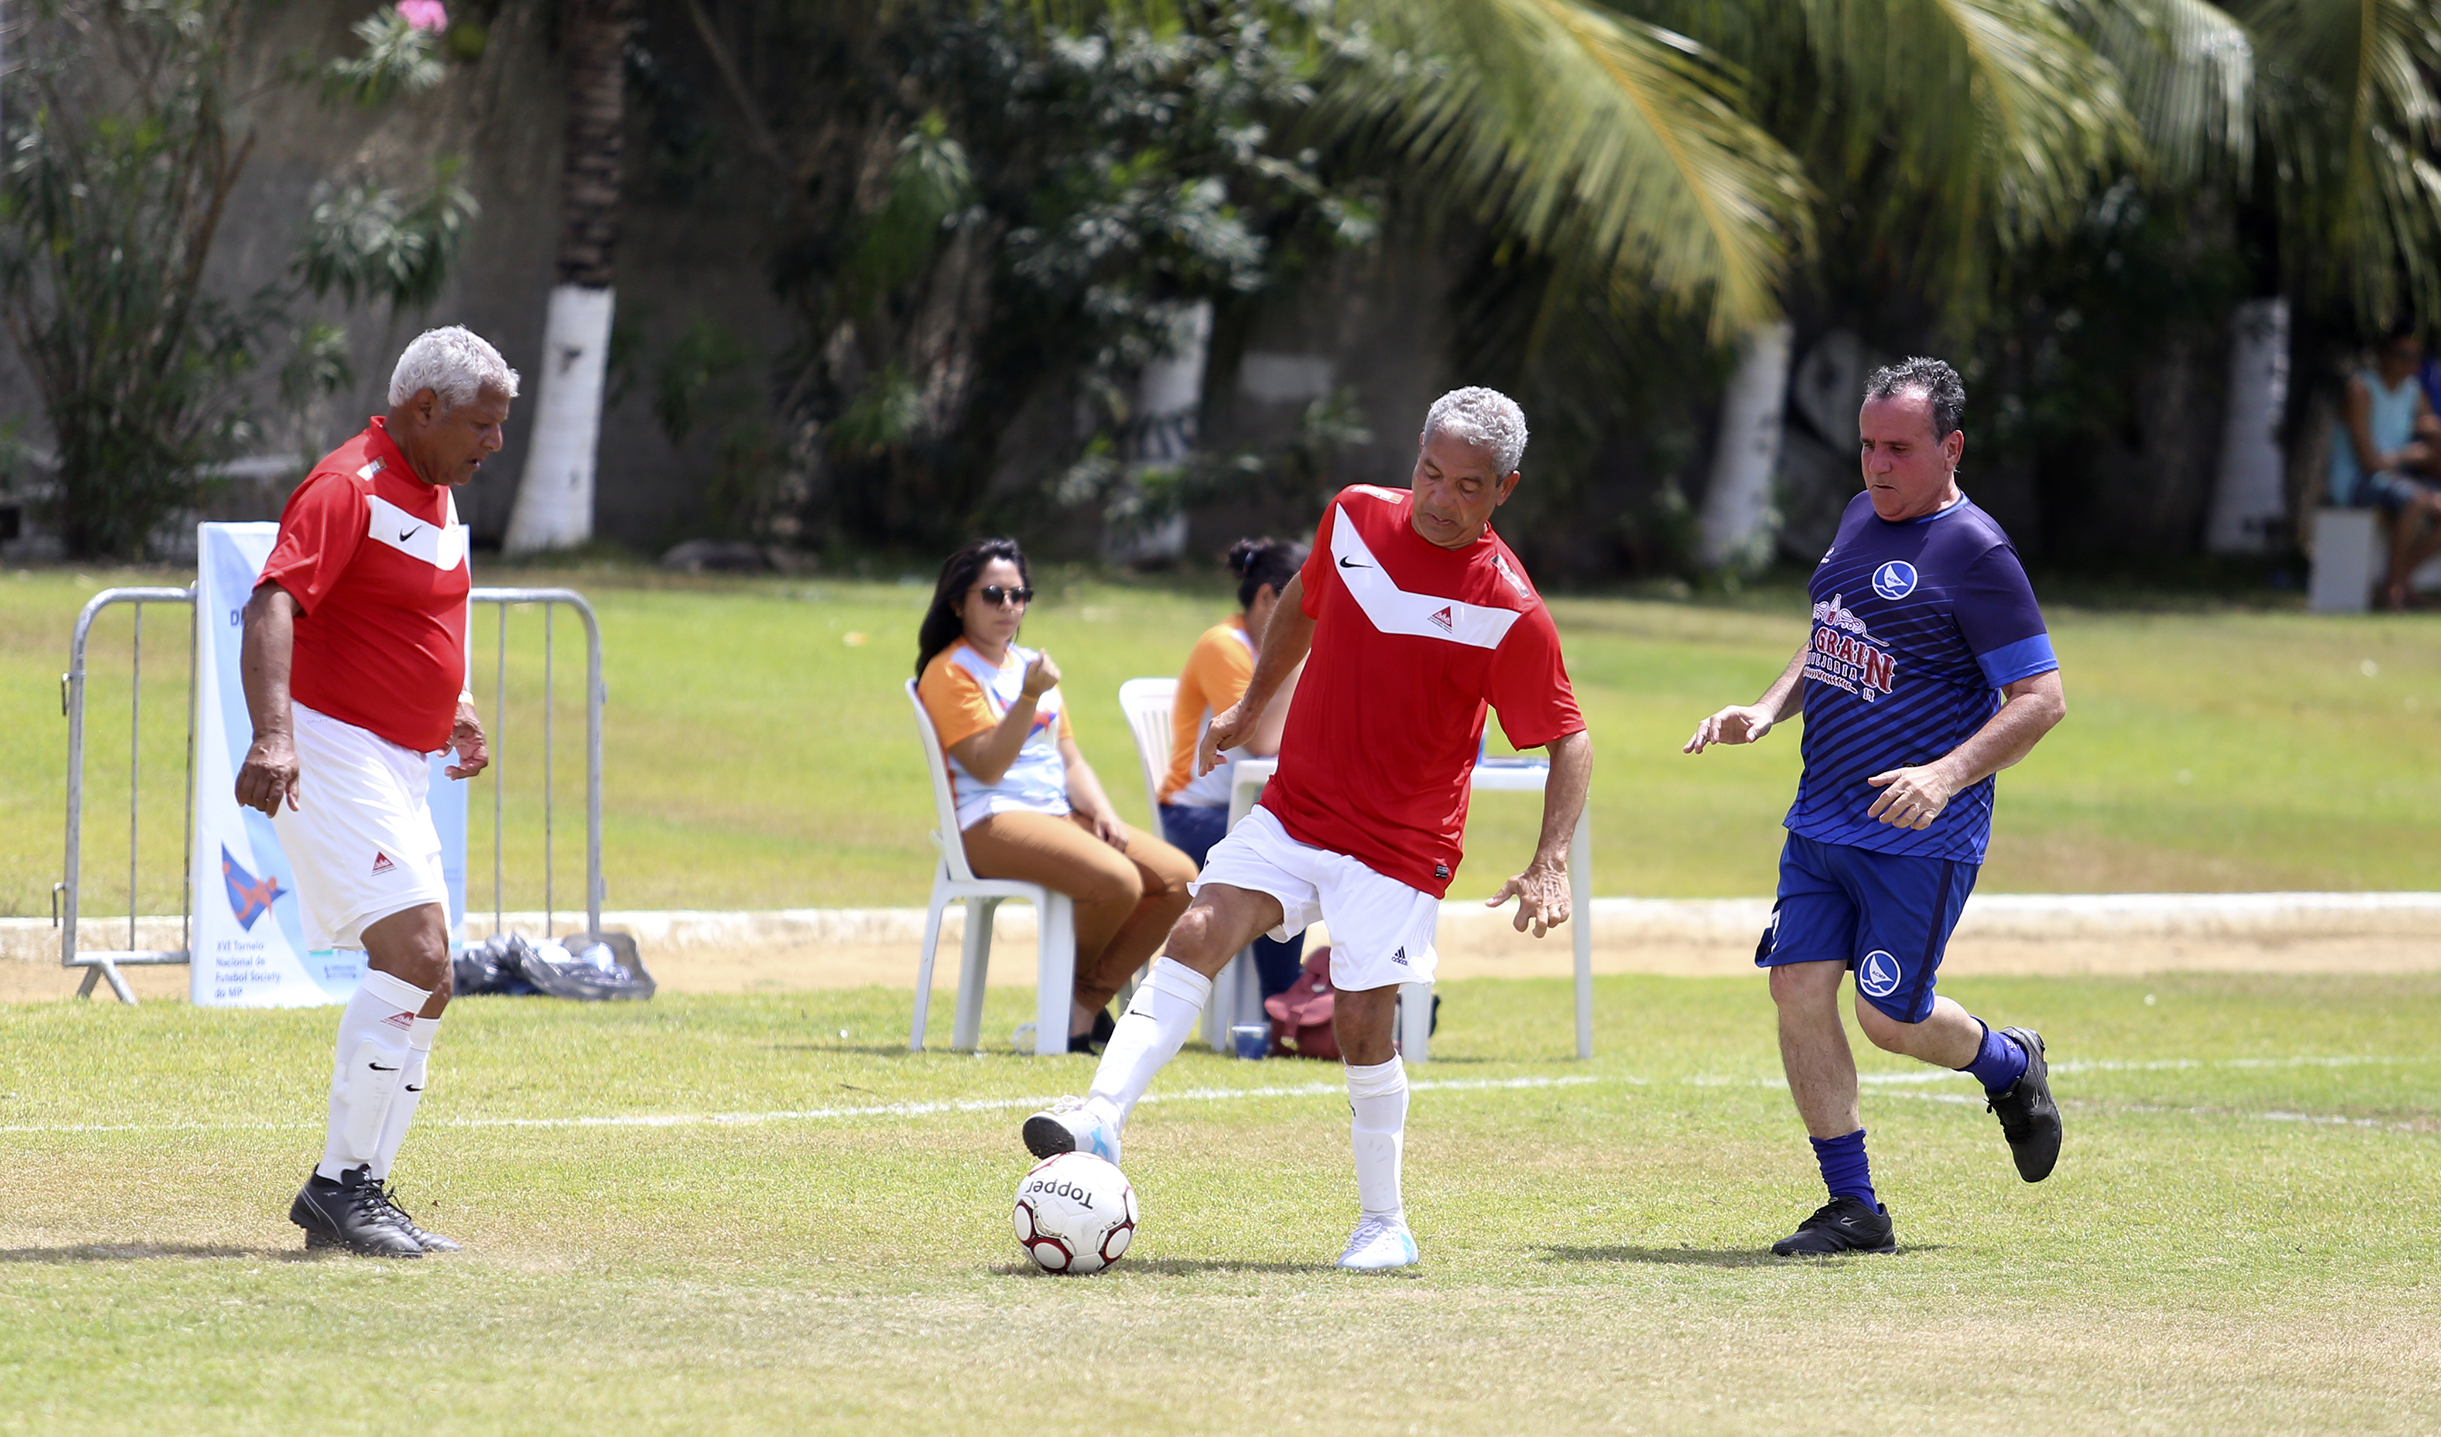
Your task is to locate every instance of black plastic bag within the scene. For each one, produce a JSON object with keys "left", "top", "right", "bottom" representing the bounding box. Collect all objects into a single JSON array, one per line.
[{"left": 452, "top": 932, "right": 653, "bottom": 1001}]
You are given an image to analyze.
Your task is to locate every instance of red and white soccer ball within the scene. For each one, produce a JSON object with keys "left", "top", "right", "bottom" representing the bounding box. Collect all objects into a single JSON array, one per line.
[{"left": 1013, "top": 1152, "right": 1138, "bottom": 1275}]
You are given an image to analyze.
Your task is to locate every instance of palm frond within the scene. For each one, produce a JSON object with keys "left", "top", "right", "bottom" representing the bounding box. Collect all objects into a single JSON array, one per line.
[
  {"left": 1319, "top": 0, "right": 1815, "bottom": 339},
  {"left": 1645, "top": 0, "right": 2138, "bottom": 319},
  {"left": 2063, "top": 0, "right": 2254, "bottom": 180},
  {"left": 2236, "top": 0, "right": 2441, "bottom": 328}
]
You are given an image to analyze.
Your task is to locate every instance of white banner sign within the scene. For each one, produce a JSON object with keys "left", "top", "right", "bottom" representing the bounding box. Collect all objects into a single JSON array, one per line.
[{"left": 189, "top": 522, "right": 467, "bottom": 1006}]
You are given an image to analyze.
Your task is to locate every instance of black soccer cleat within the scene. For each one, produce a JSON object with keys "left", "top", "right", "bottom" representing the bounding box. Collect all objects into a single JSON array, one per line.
[
  {"left": 1986, "top": 1026, "right": 2062, "bottom": 1183},
  {"left": 373, "top": 1181, "right": 461, "bottom": 1253},
  {"left": 1771, "top": 1195, "right": 1897, "bottom": 1256},
  {"left": 290, "top": 1166, "right": 423, "bottom": 1257}
]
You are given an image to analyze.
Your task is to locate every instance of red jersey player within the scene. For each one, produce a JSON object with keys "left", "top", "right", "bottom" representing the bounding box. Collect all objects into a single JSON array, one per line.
[
  {"left": 1023, "top": 388, "right": 1592, "bottom": 1270},
  {"left": 236, "top": 327, "right": 515, "bottom": 1257}
]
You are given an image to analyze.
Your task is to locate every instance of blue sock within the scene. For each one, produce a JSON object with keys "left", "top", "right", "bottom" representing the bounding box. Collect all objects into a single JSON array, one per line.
[
  {"left": 1809, "top": 1129, "right": 1877, "bottom": 1209},
  {"left": 1961, "top": 1019, "right": 2029, "bottom": 1095}
]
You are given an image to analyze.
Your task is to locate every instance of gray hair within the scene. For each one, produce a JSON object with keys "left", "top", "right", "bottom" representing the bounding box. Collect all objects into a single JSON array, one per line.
[
  {"left": 1863, "top": 357, "right": 1965, "bottom": 439},
  {"left": 1420, "top": 386, "right": 1528, "bottom": 476},
  {"left": 388, "top": 326, "right": 520, "bottom": 409}
]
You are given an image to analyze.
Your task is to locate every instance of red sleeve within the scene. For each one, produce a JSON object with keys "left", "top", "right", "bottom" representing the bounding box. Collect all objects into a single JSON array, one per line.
[
  {"left": 1297, "top": 500, "right": 1340, "bottom": 619},
  {"left": 1486, "top": 604, "right": 1583, "bottom": 750},
  {"left": 256, "top": 471, "right": 366, "bottom": 614}
]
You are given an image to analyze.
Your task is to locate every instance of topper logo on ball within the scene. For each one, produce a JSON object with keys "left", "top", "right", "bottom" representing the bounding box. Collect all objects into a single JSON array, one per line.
[{"left": 1871, "top": 561, "right": 1918, "bottom": 600}]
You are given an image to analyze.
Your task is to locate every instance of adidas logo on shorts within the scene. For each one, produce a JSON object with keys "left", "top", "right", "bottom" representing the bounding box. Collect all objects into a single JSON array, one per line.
[
  {"left": 1391, "top": 946, "right": 1409, "bottom": 966},
  {"left": 371, "top": 852, "right": 395, "bottom": 876}
]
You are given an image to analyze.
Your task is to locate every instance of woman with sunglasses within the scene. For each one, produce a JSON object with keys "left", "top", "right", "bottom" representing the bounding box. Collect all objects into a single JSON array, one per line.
[{"left": 915, "top": 538, "right": 1196, "bottom": 1052}]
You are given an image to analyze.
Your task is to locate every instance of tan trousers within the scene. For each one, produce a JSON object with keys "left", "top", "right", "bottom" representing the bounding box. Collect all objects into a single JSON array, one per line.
[{"left": 960, "top": 810, "right": 1196, "bottom": 1013}]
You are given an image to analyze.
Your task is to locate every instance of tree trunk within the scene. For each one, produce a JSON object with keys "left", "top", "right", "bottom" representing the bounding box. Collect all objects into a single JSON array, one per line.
[
  {"left": 505, "top": 0, "right": 636, "bottom": 554},
  {"left": 1106, "top": 299, "right": 1211, "bottom": 564},
  {"left": 2204, "top": 297, "right": 2291, "bottom": 555},
  {"left": 1696, "top": 321, "right": 1793, "bottom": 571}
]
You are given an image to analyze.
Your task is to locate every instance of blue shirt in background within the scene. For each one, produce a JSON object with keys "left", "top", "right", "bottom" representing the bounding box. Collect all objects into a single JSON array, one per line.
[{"left": 1788, "top": 491, "right": 2057, "bottom": 864}]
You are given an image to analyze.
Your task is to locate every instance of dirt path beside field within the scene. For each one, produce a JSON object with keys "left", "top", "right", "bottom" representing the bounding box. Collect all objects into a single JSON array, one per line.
[{"left": 12, "top": 927, "right": 2434, "bottom": 1004}]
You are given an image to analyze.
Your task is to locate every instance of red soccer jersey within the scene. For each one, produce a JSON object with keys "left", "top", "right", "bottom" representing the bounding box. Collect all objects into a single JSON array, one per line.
[
  {"left": 1259, "top": 485, "right": 1583, "bottom": 897},
  {"left": 257, "top": 418, "right": 470, "bottom": 753}
]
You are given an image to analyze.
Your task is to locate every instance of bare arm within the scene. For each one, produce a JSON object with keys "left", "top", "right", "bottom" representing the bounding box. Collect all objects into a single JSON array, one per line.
[
  {"left": 1200, "top": 573, "right": 1314, "bottom": 772},
  {"left": 943, "top": 651, "right": 1059, "bottom": 786},
  {"left": 1485, "top": 728, "right": 1592, "bottom": 936},
  {"left": 2345, "top": 375, "right": 2384, "bottom": 472},
  {"left": 1244, "top": 656, "right": 1305, "bottom": 757},
  {"left": 1863, "top": 670, "right": 2067, "bottom": 830},
  {"left": 235, "top": 584, "right": 303, "bottom": 816},
  {"left": 1057, "top": 732, "right": 1128, "bottom": 849},
  {"left": 1683, "top": 642, "right": 1809, "bottom": 753}
]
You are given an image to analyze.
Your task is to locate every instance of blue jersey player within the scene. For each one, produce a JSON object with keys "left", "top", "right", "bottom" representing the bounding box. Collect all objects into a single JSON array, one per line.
[{"left": 1685, "top": 358, "right": 2067, "bottom": 1256}]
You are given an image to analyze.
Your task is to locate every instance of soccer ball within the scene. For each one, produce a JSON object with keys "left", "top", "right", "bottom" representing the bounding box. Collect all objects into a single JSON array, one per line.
[{"left": 1012, "top": 1152, "right": 1138, "bottom": 1275}]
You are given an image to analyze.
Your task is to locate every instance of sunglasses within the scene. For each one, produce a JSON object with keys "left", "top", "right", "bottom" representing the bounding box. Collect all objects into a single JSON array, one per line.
[{"left": 974, "top": 584, "right": 1034, "bottom": 607}]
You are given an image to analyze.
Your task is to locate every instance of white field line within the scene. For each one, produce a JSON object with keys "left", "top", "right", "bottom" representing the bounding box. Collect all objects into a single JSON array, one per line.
[
  {"left": 0, "top": 1074, "right": 1605, "bottom": 1138},
  {"left": 0, "top": 1058, "right": 2427, "bottom": 1139}
]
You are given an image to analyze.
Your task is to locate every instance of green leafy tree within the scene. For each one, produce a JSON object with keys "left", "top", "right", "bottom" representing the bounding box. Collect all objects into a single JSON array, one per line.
[{"left": 0, "top": 1, "right": 475, "bottom": 558}]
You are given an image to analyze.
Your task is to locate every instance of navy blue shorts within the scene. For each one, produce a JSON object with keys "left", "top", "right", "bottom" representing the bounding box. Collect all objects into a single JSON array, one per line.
[{"left": 1757, "top": 832, "right": 1979, "bottom": 1024}]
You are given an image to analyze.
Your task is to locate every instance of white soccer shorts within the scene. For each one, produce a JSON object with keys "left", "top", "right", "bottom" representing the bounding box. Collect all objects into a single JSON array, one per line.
[
  {"left": 1193, "top": 807, "right": 1439, "bottom": 992},
  {"left": 271, "top": 703, "right": 449, "bottom": 952}
]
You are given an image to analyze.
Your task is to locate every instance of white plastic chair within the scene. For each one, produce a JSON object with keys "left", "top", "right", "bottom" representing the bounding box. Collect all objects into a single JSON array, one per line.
[
  {"left": 1118, "top": 675, "right": 1268, "bottom": 1050},
  {"left": 1117, "top": 677, "right": 1178, "bottom": 823},
  {"left": 904, "top": 679, "right": 1077, "bottom": 1056},
  {"left": 1113, "top": 678, "right": 1182, "bottom": 1014}
]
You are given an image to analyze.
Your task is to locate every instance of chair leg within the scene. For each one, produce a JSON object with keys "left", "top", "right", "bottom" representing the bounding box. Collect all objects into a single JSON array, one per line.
[
  {"left": 953, "top": 897, "right": 998, "bottom": 1051},
  {"left": 1400, "top": 981, "right": 1434, "bottom": 1063},
  {"left": 1203, "top": 949, "right": 1248, "bottom": 1053},
  {"left": 1034, "top": 895, "right": 1077, "bottom": 1057},
  {"left": 911, "top": 894, "right": 950, "bottom": 1052},
  {"left": 1571, "top": 805, "right": 1594, "bottom": 1060}
]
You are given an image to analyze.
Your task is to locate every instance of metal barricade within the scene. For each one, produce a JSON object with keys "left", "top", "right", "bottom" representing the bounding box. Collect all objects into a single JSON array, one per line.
[
  {"left": 57, "top": 585, "right": 604, "bottom": 1004},
  {"left": 57, "top": 587, "right": 196, "bottom": 1002}
]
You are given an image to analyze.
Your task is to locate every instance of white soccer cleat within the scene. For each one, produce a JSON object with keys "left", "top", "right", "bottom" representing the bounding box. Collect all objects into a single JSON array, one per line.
[
  {"left": 1022, "top": 1096, "right": 1121, "bottom": 1166},
  {"left": 1336, "top": 1215, "right": 1419, "bottom": 1272}
]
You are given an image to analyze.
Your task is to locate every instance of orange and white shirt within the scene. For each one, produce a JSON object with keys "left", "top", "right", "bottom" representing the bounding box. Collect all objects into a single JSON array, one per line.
[
  {"left": 918, "top": 640, "right": 1074, "bottom": 830},
  {"left": 1161, "top": 615, "right": 1257, "bottom": 807}
]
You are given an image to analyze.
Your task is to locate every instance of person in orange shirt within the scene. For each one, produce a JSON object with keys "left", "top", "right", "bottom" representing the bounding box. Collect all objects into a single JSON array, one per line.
[
  {"left": 1157, "top": 538, "right": 1308, "bottom": 998},
  {"left": 916, "top": 538, "right": 1196, "bottom": 1052}
]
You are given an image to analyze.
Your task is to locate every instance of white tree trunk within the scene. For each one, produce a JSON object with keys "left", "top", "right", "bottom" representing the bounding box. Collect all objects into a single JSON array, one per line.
[
  {"left": 1107, "top": 299, "right": 1212, "bottom": 564},
  {"left": 504, "top": 284, "right": 615, "bottom": 554},
  {"left": 1697, "top": 320, "right": 1794, "bottom": 571},
  {"left": 2204, "top": 297, "right": 2291, "bottom": 555}
]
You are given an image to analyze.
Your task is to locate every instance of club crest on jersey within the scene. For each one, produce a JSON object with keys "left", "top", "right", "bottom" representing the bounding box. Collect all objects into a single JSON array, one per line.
[
  {"left": 220, "top": 846, "right": 286, "bottom": 930},
  {"left": 1805, "top": 594, "right": 1897, "bottom": 702},
  {"left": 1871, "top": 560, "right": 1918, "bottom": 600},
  {"left": 1429, "top": 606, "right": 1455, "bottom": 632}
]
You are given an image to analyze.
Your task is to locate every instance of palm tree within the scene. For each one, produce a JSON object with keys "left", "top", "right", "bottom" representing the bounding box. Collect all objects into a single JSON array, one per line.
[{"left": 502, "top": 0, "right": 638, "bottom": 554}]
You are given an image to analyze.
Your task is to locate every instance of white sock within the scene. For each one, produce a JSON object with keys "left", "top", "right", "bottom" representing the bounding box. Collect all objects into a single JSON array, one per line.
[
  {"left": 1346, "top": 1056, "right": 1409, "bottom": 1223},
  {"left": 370, "top": 1017, "right": 440, "bottom": 1182},
  {"left": 315, "top": 970, "right": 430, "bottom": 1182},
  {"left": 1086, "top": 957, "right": 1213, "bottom": 1128}
]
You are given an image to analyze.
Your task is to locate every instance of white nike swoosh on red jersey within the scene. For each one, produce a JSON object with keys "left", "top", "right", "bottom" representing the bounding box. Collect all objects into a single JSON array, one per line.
[
  {"left": 366, "top": 493, "right": 466, "bottom": 570},
  {"left": 1329, "top": 505, "right": 1525, "bottom": 650}
]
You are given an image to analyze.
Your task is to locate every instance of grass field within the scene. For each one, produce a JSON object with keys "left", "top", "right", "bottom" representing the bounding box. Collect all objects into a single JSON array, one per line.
[
  {"left": 9, "top": 562, "right": 2441, "bottom": 921},
  {"left": 0, "top": 972, "right": 2435, "bottom": 1433}
]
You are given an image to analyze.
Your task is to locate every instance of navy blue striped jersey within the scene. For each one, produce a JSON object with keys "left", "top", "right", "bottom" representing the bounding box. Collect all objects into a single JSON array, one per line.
[{"left": 1787, "top": 492, "right": 2056, "bottom": 862}]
